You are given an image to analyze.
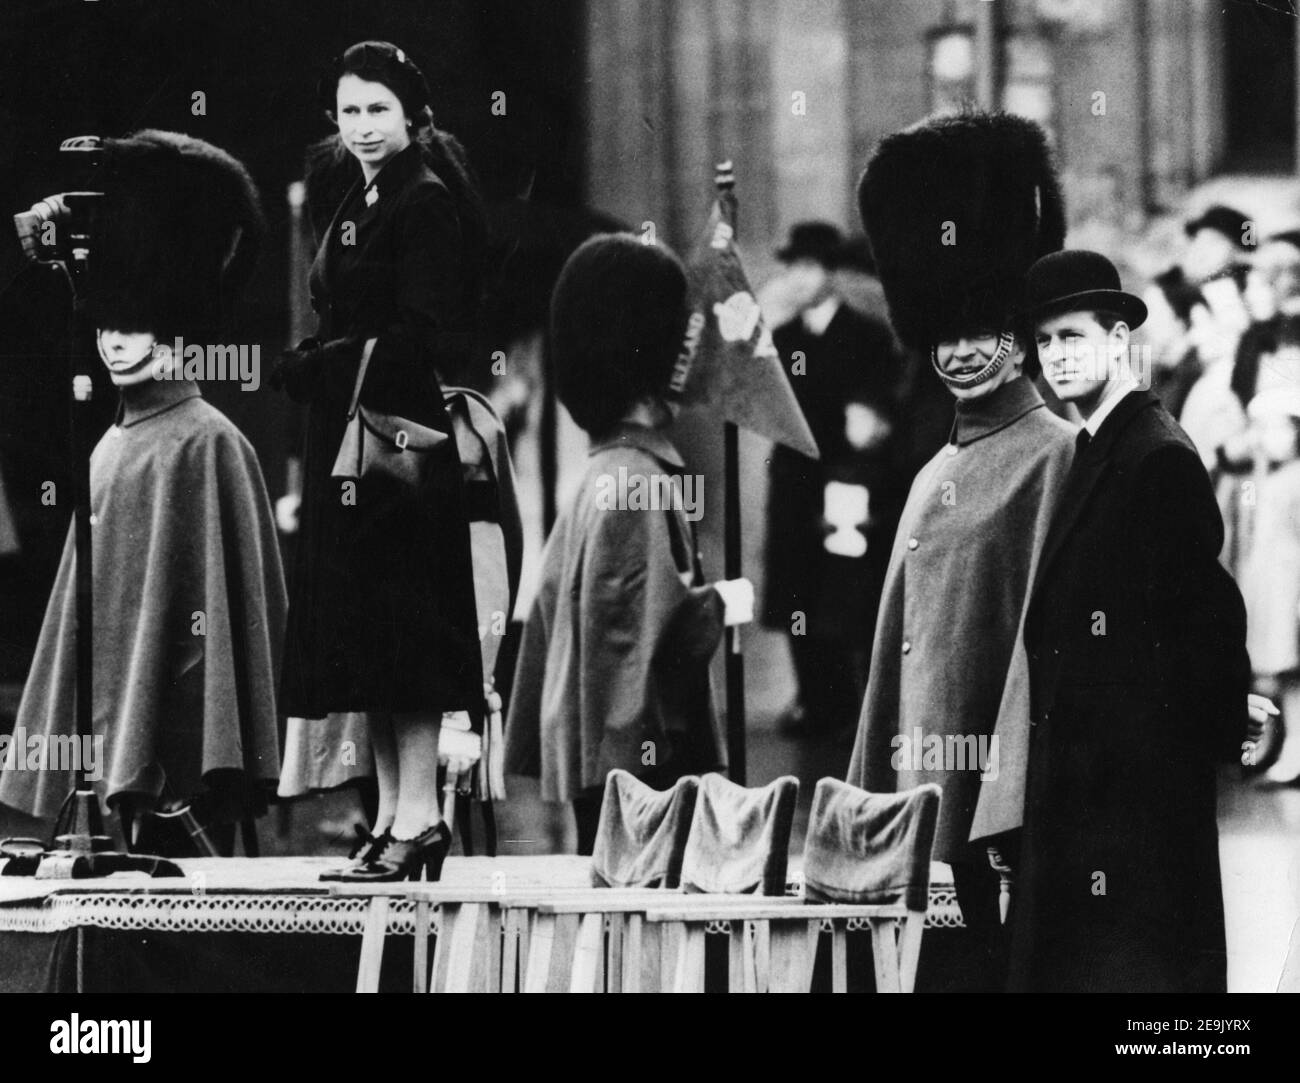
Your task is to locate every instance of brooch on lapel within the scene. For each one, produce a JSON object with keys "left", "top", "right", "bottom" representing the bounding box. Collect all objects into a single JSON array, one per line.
[{"left": 365, "top": 186, "right": 379, "bottom": 207}]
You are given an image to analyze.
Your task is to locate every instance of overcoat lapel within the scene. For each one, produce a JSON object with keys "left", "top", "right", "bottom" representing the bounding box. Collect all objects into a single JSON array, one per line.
[{"left": 1030, "top": 390, "right": 1157, "bottom": 598}]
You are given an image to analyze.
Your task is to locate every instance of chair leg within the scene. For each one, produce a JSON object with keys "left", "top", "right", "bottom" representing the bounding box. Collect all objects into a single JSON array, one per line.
[
  {"left": 240, "top": 818, "right": 260, "bottom": 857},
  {"left": 898, "top": 911, "right": 925, "bottom": 993},
  {"left": 413, "top": 899, "right": 431, "bottom": 993},
  {"left": 355, "top": 897, "right": 390, "bottom": 994},
  {"left": 569, "top": 912, "right": 604, "bottom": 992},
  {"left": 832, "top": 924, "right": 848, "bottom": 993},
  {"left": 754, "top": 921, "right": 771, "bottom": 993},
  {"left": 670, "top": 923, "right": 706, "bottom": 993},
  {"left": 523, "top": 913, "right": 556, "bottom": 993},
  {"left": 728, "top": 922, "right": 749, "bottom": 992},
  {"left": 501, "top": 908, "right": 521, "bottom": 993},
  {"left": 483, "top": 906, "right": 503, "bottom": 993},
  {"left": 624, "top": 914, "right": 645, "bottom": 993},
  {"left": 767, "top": 920, "right": 818, "bottom": 993},
  {"left": 607, "top": 913, "right": 624, "bottom": 993},
  {"left": 869, "top": 917, "right": 902, "bottom": 993},
  {"left": 443, "top": 903, "right": 482, "bottom": 993},
  {"left": 660, "top": 921, "right": 684, "bottom": 992}
]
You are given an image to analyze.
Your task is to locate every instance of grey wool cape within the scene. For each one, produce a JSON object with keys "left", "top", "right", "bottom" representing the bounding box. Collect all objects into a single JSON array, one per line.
[
  {"left": 0, "top": 381, "right": 286, "bottom": 822},
  {"left": 504, "top": 423, "right": 727, "bottom": 802},
  {"left": 846, "top": 376, "right": 1074, "bottom": 863}
]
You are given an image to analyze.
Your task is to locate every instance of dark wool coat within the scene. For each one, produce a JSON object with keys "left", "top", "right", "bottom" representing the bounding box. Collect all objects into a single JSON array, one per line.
[
  {"left": 1009, "top": 390, "right": 1250, "bottom": 993},
  {"left": 0, "top": 382, "right": 285, "bottom": 823},
  {"left": 278, "top": 143, "right": 481, "bottom": 718},
  {"left": 504, "top": 424, "right": 727, "bottom": 803},
  {"left": 762, "top": 304, "right": 907, "bottom": 644},
  {"left": 846, "top": 377, "right": 1075, "bottom": 863}
]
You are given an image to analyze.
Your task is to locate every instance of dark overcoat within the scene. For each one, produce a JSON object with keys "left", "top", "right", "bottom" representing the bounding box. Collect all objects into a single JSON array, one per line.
[
  {"left": 278, "top": 142, "right": 481, "bottom": 718},
  {"left": 1010, "top": 390, "right": 1250, "bottom": 992},
  {"left": 846, "top": 377, "right": 1075, "bottom": 863},
  {"left": 762, "top": 304, "right": 906, "bottom": 644}
]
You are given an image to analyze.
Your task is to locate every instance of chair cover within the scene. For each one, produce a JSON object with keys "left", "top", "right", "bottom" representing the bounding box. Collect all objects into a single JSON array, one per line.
[{"left": 802, "top": 777, "right": 941, "bottom": 912}]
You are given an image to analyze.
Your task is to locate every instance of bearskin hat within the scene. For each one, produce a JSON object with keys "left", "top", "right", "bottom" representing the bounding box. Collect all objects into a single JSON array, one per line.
[
  {"left": 84, "top": 130, "right": 264, "bottom": 341},
  {"left": 857, "top": 111, "right": 1065, "bottom": 351},
  {"left": 550, "top": 233, "right": 689, "bottom": 437}
]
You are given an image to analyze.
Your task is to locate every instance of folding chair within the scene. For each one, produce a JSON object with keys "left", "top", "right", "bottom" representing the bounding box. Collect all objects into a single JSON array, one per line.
[
  {"left": 679, "top": 772, "right": 799, "bottom": 896},
  {"left": 516, "top": 773, "right": 801, "bottom": 991},
  {"left": 798, "top": 777, "right": 942, "bottom": 992}
]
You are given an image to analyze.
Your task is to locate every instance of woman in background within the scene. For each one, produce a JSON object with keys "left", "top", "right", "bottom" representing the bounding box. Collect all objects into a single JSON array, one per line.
[{"left": 1240, "top": 381, "right": 1300, "bottom": 784}]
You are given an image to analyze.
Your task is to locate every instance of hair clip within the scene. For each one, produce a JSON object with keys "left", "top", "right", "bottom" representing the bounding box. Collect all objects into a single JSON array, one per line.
[{"left": 395, "top": 47, "right": 406, "bottom": 64}]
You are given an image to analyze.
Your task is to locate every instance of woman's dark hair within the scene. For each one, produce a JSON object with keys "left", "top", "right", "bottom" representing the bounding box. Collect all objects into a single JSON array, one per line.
[
  {"left": 1233, "top": 314, "right": 1300, "bottom": 409},
  {"left": 551, "top": 233, "right": 690, "bottom": 438},
  {"left": 312, "top": 41, "right": 488, "bottom": 361},
  {"left": 1153, "top": 266, "right": 1204, "bottom": 326}
]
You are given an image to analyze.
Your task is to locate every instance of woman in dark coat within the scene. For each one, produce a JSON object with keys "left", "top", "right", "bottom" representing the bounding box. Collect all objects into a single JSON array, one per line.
[{"left": 271, "top": 41, "right": 485, "bottom": 881}]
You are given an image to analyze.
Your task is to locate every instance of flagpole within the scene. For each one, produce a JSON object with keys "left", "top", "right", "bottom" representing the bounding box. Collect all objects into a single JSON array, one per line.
[{"left": 715, "top": 160, "right": 747, "bottom": 785}]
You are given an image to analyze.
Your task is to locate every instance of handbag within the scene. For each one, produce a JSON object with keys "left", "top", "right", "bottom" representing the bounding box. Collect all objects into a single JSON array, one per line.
[{"left": 331, "top": 337, "right": 448, "bottom": 488}]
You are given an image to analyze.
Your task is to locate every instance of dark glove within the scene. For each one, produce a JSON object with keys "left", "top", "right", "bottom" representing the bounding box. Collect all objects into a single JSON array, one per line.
[{"left": 269, "top": 337, "right": 322, "bottom": 399}]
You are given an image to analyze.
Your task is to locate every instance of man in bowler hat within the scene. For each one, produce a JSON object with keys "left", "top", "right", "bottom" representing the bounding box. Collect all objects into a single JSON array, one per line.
[
  {"left": 1010, "top": 249, "right": 1252, "bottom": 991},
  {"left": 762, "top": 221, "right": 905, "bottom": 738}
]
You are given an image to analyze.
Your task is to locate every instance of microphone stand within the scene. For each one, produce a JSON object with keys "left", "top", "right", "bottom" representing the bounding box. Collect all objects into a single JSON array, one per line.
[{"left": 1, "top": 182, "right": 180, "bottom": 879}]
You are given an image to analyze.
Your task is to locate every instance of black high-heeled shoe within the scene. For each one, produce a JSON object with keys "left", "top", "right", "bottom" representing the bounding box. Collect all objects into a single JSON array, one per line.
[
  {"left": 319, "top": 826, "right": 392, "bottom": 882},
  {"left": 332, "top": 822, "right": 452, "bottom": 883}
]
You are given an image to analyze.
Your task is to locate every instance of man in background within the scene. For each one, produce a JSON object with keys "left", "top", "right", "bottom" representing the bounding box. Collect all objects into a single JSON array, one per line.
[{"left": 761, "top": 222, "right": 905, "bottom": 739}]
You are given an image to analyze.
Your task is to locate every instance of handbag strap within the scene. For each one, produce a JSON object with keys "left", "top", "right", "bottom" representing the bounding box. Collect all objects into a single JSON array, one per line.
[{"left": 345, "top": 337, "right": 380, "bottom": 420}]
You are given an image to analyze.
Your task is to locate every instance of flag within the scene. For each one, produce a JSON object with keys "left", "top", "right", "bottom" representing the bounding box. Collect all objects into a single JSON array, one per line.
[{"left": 671, "top": 199, "right": 819, "bottom": 460}]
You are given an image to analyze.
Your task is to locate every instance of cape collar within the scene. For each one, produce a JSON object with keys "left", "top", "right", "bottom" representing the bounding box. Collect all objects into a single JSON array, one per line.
[
  {"left": 589, "top": 422, "right": 686, "bottom": 470},
  {"left": 949, "top": 375, "right": 1046, "bottom": 447},
  {"left": 116, "top": 379, "right": 201, "bottom": 428}
]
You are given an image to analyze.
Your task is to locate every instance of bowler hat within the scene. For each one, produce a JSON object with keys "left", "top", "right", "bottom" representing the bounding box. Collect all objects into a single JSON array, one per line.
[
  {"left": 1021, "top": 249, "right": 1147, "bottom": 330},
  {"left": 1184, "top": 204, "right": 1251, "bottom": 248},
  {"left": 775, "top": 221, "right": 844, "bottom": 267}
]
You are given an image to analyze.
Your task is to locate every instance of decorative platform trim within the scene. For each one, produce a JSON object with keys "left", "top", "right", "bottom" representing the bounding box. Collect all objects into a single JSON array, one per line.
[{"left": 0, "top": 885, "right": 963, "bottom": 936}]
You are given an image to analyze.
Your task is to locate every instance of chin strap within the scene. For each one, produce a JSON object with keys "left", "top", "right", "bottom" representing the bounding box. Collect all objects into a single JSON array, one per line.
[
  {"left": 931, "top": 330, "right": 1015, "bottom": 391},
  {"left": 95, "top": 331, "right": 164, "bottom": 369}
]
